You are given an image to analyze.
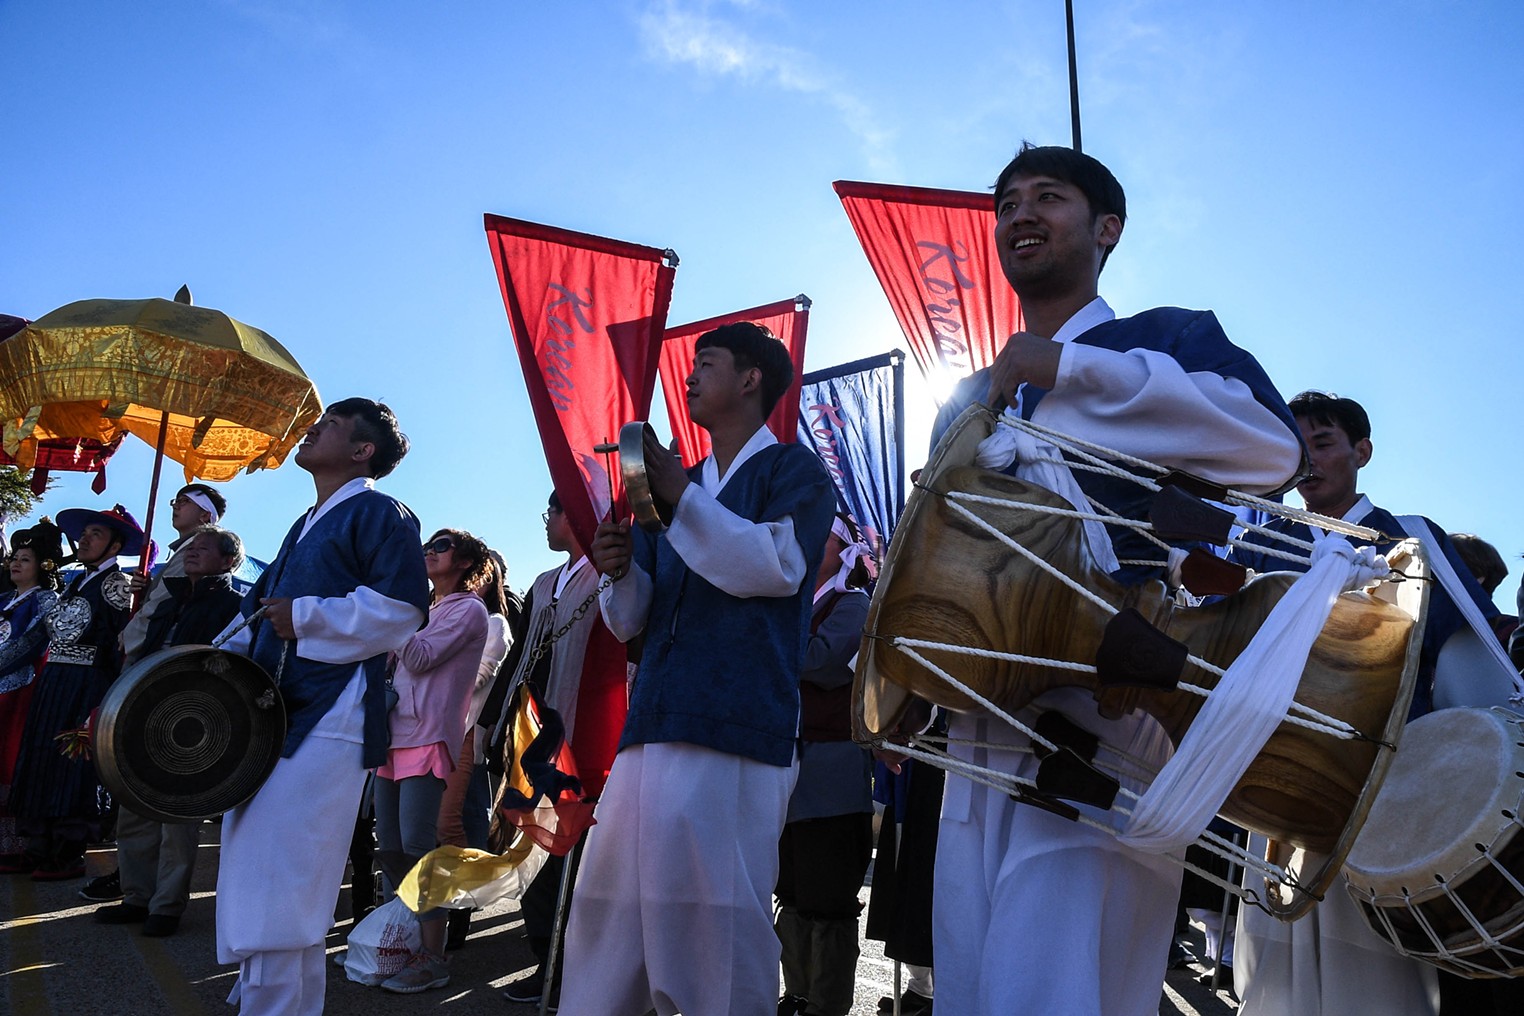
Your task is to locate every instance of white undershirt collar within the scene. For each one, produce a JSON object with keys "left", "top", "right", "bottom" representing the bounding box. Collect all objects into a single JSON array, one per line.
[
  {"left": 1306, "top": 494, "right": 1373, "bottom": 541},
  {"left": 1050, "top": 295, "right": 1116, "bottom": 345},
  {"left": 702, "top": 424, "right": 777, "bottom": 495},
  {"left": 300, "top": 476, "right": 375, "bottom": 541},
  {"left": 554, "top": 555, "right": 589, "bottom": 600}
]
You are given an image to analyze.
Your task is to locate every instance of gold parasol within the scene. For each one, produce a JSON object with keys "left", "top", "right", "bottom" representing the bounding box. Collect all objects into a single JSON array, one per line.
[{"left": 0, "top": 294, "right": 322, "bottom": 483}]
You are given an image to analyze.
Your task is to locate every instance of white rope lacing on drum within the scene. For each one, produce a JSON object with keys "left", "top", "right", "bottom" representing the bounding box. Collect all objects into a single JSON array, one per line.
[
  {"left": 1003, "top": 414, "right": 1390, "bottom": 543},
  {"left": 929, "top": 497, "right": 1364, "bottom": 741},
  {"left": 886, "top": 636, "right": 1342, "bottom": 909},
  {"left": 871, "top": 726, "right": 1292, "bottom": 905},
  {"left": 1349, "top": 839, "right": 1524, "bottom": 975}
]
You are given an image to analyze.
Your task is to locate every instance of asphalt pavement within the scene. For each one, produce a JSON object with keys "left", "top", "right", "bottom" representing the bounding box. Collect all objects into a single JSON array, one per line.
[{"left": 0, "top": 822, "right": 1239, "bottom": 1015}]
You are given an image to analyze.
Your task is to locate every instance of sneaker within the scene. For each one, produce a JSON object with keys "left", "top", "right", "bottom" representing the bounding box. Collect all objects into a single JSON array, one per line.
[
  {"left": 79, "top": 870, "right": 122, "bottom": 901},
  {"left": 380, "top": 950, "right": 449, "bottom": 994}
]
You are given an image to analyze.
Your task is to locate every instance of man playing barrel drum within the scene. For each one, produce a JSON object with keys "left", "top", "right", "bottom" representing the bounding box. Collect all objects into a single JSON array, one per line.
[
  {"left": 926, "top": 144, "right": 1305, "bottom": 1016},
  {"left": 214, "top": 398, "right": 431, "bottom": 1016},
  {"left": 566, "top": 322, "right": 837, "bottom": 1016}
]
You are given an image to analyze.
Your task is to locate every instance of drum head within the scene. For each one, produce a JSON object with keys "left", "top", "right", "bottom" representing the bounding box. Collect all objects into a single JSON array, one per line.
[{"left": 95, "top": 645, "right": 287, "bottom": 823}]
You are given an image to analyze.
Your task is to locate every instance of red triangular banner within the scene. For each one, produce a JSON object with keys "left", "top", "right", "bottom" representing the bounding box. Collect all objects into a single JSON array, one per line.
[
  {"left": 658, "top": 297, "right": 810, "bottom": 467},
  {"left": 834, "top": 181, "right": 1022, "bottom": 394},
  {"left": 485, "top": 215, "right": 677, "bottom": 549}
]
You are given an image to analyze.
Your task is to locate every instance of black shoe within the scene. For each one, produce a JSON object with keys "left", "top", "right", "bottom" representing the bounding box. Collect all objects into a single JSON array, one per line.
[
  {"left": 779, "top": 994, "right": 809, "bottom": 1016},
  {"left": 502, "top": 968, "right": 546, "bottom": 1004},
  {"left": 1167, "top": 938, "right": 1195, "bottom": 970},
  {"left": 1198, "top": 964, "right": 1234, "bottom": 987},
  {"left": 878, "top": 991, "right": 933, "bottom": 1016},
  {"left": 95, "top": 903, "right": 149, "bottom": 924},
  {"left": 79, "top": 870, "right": 122, "bottom": 901},
  {"left": 142, "top": 914, "right": 180, "bottom": 937}
]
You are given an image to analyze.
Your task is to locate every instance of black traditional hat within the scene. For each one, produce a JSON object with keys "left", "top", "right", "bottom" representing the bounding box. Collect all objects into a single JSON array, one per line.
[
  {"left": 10, "top": 516, "right": 71, "bottom": 588},
  {"left": 56, "top": 504, "right": 147, "bottom": 557}
]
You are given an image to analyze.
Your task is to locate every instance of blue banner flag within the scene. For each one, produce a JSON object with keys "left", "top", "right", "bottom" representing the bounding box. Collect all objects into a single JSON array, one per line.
[{"left": 796, "top": 350, "right": 906, "bottom": 559}]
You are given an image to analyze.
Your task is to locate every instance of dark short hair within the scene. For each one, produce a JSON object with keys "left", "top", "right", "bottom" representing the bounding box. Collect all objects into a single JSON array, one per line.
[
  {"left": 178, "top": 482, "right": 227, "bottom": 519},
  {"left": 547, "top": 490, "right": 562, "bottom": 512},
  {"left": 1288, "top": 391, "right": 1371, "bottom": 444},
  {"left": 694, "top": 322, "right": 794, "bottom": 417},
  {"left": 187, "top": 524, "right": 245, "bottom": 573},
  {"left": 326, "top": 398, "right": 409, "bottom": 478},
  {"left": 994, "top": 142, "right": 1127, "bottom": 267},
  {"left": 1449, "top": 533, "right": 1508, "bottom": 595}
]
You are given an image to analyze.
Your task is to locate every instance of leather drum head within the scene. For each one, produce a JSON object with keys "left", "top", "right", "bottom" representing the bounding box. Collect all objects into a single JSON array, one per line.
[{"left": 94, "top": 645, "right": 287, "bottom": 823}]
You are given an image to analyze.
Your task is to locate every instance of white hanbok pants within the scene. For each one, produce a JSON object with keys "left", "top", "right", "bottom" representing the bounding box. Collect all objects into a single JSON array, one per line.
[
  {"left": 558, "top": 742, "right": 796, "bottom": 1016},
  {"left": 933, "top": 704, "right": 1182, "bottom": 1016},
  {"left": 1234, "top": 840, "right": 1438, "bottom": 1016},
  {"left": 216, "top": 732, "right": 369, "bottom": 1016}
]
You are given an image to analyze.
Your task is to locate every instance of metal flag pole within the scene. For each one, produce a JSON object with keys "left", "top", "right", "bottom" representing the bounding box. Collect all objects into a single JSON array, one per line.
[
  {"left": 1066, "top": 0, "right": 1083, "bottom": 152},
  {"left": 539, "top": 842, "right": 580, "bottom": 1016}
]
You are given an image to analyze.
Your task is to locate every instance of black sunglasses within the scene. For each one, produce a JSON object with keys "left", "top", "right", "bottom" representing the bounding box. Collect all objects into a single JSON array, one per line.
[{"left": 423, "top": 537, "right": 456, "bottom": 555}]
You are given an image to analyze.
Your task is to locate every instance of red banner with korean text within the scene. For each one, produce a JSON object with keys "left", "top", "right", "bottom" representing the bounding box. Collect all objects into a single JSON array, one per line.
[
  {"left": 659, "top": 296, "right": 810, "bottom": 468},
  {"left": 834, "top": 181, "right": 1022, "bottom": 399},
  {"left": 485, "top": 214, "right": 677, "bottom": 550}
]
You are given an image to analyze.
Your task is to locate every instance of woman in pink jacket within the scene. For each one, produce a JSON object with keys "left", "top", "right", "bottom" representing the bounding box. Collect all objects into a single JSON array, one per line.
[{"left": 372, "top": 528, "right": 490, "bottom": 994}]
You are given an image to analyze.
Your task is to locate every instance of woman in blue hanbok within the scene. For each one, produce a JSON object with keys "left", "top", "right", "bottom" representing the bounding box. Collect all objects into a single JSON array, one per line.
[{"left": 0, "top": 521, "right": 66, "bottom": 866}]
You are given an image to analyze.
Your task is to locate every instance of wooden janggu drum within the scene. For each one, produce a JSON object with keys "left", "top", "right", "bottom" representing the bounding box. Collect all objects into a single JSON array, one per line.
[
  {"left": 95, "top": 645, "right": 286, "bottom": 823},
  {"left": 854, "top": 405, "right": 1430, "bottom": 919},
  {"left": 1344, "top": 706, "right": 1524, "bottom": 977}
]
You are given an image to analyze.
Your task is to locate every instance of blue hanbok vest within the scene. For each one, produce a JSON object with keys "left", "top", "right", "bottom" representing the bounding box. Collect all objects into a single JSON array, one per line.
[
  {"left": 244, "top": 489, "right": 430, "bottom": 767},
  {"left": 621, "top": 442, "right": 837, "bottom": 766}
]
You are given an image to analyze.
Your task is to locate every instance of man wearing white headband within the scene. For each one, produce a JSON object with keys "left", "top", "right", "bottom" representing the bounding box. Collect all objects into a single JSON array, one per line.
[
  {"left": 120, "top": 483, "right": 227, "bottom": 665},
  {"left": 80, "top": 484, "right": 231, "bottom": 908}
]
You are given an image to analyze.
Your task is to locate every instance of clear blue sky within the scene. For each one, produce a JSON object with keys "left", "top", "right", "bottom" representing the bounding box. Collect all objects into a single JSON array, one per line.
[{"left": 3, "top": 1, "right": 1521, "bottom": 611}]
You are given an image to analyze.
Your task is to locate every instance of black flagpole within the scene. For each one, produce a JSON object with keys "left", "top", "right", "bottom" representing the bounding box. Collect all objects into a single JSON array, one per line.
[{"left": 1066, "top": 0, "right": 1083, "bottom": 152}]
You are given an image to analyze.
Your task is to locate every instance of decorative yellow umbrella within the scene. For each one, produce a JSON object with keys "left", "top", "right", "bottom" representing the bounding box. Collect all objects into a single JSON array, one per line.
[
  {"left": 0, "top": 295, "right": 322, "bottom": 483},
  {"left": 0, "top": 292, "right": 322, "bottom": 567}
]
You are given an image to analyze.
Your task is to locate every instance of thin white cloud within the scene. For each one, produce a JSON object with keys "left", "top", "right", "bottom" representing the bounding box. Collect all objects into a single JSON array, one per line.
[{"left": 636, "top": 0, "right": 897, "bottom": 174}]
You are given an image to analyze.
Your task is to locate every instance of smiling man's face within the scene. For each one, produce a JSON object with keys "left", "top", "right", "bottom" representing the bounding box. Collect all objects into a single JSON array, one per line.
[{"left": 994, "top": 174, "right": 1118, "bottom": 299}]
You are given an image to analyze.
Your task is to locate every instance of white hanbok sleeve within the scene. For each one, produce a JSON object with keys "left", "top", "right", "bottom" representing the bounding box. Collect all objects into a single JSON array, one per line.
[
  {"left": 664, "top": 482, "right": 808, "bottom": 598},
  {"left": 599, "top": 563, "right": 654, "bottom": 643},
  {"left": 1039, "top": 343, "right": 1302, "bottom": 493},
  {"left": 216, "top": 613, "right": 252, "bottom": 655},
  {"left": 290, "top": 587, "right": 425, "bottom": 664}
]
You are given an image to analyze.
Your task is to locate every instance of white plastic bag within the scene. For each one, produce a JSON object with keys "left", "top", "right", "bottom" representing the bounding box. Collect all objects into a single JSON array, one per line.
[{"left": 342, "top": 896, "right": 420, "bottom": 985}]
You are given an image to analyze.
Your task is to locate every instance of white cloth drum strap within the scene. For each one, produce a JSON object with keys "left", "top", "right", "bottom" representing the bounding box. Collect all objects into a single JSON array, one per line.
[
  {"left": 976, "top": 414, "right": 1122, "bottom": 575},
  {"left": 1117, "top": 536, "right": 1389, "bottom": 853},
  {"left": 1395, "top": 515, "right": 1524, "bottom": 707}
]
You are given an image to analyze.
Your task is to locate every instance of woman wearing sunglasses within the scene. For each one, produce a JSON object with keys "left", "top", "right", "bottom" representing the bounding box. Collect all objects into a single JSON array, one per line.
[{"left": 371, "top": 528, "right": 490, "bottom": 993}]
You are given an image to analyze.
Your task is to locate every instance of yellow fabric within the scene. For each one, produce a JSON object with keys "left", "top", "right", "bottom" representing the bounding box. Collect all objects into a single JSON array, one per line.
[
  {"left": 0, "top": 298, "right": 322, "bottom": 481},
  {"left": 396, "top": 838, "right": 547, "bottom": 913}
]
